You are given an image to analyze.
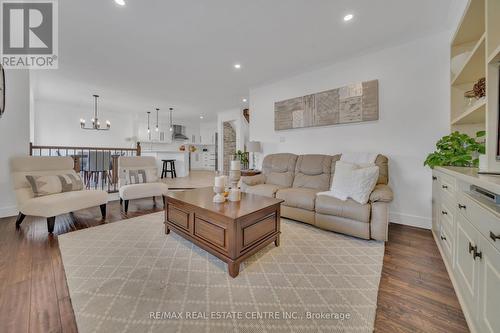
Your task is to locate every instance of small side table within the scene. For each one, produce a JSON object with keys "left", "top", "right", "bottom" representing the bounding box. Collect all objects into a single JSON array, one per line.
[{"left": 241, "top": 169, "right": 261, "bottom": 177}]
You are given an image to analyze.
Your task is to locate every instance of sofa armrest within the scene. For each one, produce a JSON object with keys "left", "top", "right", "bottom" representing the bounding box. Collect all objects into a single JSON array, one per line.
[
  {"left": 369, "top": 184, "right": 393, "bottom": 203},
  {"left": 241, "top": 174, "right": 266, "bottom": 186}
]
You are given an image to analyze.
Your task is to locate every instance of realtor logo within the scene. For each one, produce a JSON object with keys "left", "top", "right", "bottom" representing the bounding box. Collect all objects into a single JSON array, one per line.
[{"left": 1, "top": 0, "right": 58, "bottom": 68}]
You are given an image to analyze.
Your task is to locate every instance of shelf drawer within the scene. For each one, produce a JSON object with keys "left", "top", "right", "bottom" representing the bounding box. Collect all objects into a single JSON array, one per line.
[
  {"left": 440, "top": 200, "right": 455, "bottom": 242},
  {"left": 439, "top": 173, "right": 456, "bottom": 203},
  {"left": 439, "top": 224, "right": 453, "bottom": 266},
  {"left": 457, "top": 192, "right": 500, "bottom": 253}
]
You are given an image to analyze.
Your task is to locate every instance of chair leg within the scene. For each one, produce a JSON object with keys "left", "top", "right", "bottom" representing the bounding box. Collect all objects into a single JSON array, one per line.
[
  {"left": 15, "top": 213, "right": 26, "bottom": 228},
  {"left": 153, "top": 196, "right": 157, "bottom": 207},
  {"left": 120, "top": 198, "right": 123, "bottom": 205},
  {"left": 100, "top": 204, "right": 107, "bottom": 219},
  {"left": 172, "top": 162, "right": 177, "bottom": 178},
  {"left": 47, "top": 217, "right": 56, "bottom": 233},
  {"left": 161, "top": 162, "right": 166, "bottom": 179},
  {"left": 124, "top": 200, "right": 129, "bottom": 213}
]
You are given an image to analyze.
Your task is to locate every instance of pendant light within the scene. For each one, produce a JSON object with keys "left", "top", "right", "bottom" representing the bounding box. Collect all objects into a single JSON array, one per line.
[
  {"left": 169, "top": 107, "right": 173, "bottom": 132},
  {"left": 155, "top": 108, "right": 159, "bottom": 132},
  {"left": 80, "top": 95, "right": 111, "bottom": 130},
  {"left": 147, "top": 111, "right": 151, "bottom": 140}
]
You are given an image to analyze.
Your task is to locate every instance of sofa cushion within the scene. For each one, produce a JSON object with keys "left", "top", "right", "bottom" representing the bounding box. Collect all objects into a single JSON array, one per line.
[
  {"left": 315, "top": 194, "right": 371, "bottom": 223},
  {"left": 241, "top": 174, "right": 266, "bottom": 186},
  {"left": 19, "top": 190, "right": 108, "bottom": 218},
  {"left": 292, "top": 155, "right": 333, "bottom": 191},
  {"left": 245, "top": 184, "right": 281, "bottom": 198},
  {"left": 119, "top": 183, "right": 169, "bottom": 201},
  {"left": 276, "top": 187, "right": 319, "bottom": 211},
  {"left": 261, "top": 153, "right": 298, "bottom": 187}
]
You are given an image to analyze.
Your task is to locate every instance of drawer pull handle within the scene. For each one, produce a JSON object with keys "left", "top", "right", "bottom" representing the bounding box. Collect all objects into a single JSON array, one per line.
[
  {"left": 440, "top": 235, "right": 446, "bottom": 241},
  {"left": 441, "top": 211, "right": 448, "bottom": 215},
  {"left": 458, "top": 204, "right": 466, "bottom": 210},
  {"left": 442, "top": 185, "right": 448, "bottom": 189},
  {"left": 468, "top": 242, "right": 474, "bottom": 254},
  {"left": 432, "top": 176, "right": 437, "bottom": 180},
  {"left": 473, "top": 248, "right": 482, "bottom": 260},
  {"left": 490, "top": 231, "right": 500, "bottom": 242}
]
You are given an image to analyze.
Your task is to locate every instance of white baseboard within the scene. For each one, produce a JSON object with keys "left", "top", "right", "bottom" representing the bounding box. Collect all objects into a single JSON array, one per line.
[
  {"left": 389, "top": 211, "right": 431, "bottom": 229},
  {"left": 0, "top": 205, "right": 18, "bottom": 219}
]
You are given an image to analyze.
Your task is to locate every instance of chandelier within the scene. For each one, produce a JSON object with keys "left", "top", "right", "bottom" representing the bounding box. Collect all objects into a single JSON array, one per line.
[{"left": 80, "top": 95, "right": 110, "bottom": 130}]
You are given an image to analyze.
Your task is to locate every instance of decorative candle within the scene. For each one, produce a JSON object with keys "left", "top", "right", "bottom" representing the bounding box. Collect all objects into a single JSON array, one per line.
[
  {"left": 230, "top": 160, "right": 241, "bottom": 170},
  {"left": 214, "top": 176, "right": 225, "bottom": 188}
]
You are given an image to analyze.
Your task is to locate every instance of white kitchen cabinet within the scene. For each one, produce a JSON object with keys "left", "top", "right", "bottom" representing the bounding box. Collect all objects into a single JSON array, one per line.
[
  {"left": 191, "top": 150, "right": 216, "bottom": 171},
  {"left": 200, "top": 122, "right": 217, "bottom": 145},
  {"left": 432, "top": 173, "right": 440, "bottom": 235},
  {"left": 432, "top": 167, "right": 500, "bottom": 333},
  {"left": 477, "top": 235, "right": 500, "bottom": 333},
  {"left": 200, "top": 128, "right": 215, "bottom": 144},
  {"left": 455, "top": 213, "right": 480, "bottom": 319},
  {"left": 137, "top": 121, "right": 172, "bottom": 143}
]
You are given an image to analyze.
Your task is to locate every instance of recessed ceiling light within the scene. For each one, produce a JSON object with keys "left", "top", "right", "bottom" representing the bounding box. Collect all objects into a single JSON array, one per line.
[
  {"left": 242, "top": 98, "right": 247, "bottom": 103},
  {"left": 200, "top": 115, "right": 204, "bottom": 119},
  {"left": 234, "top": 63, "right": 241, "bottom": 69},
  {"left": 114, "top": 0, "right": 126, "bottom": 6},
  {"left": 344, "top": 14, "right": 354, "bottom": 21}
]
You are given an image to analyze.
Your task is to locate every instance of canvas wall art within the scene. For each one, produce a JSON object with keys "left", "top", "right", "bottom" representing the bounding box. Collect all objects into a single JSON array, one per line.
[{"left": 274, "top": 79, "right": 378, "bottom": 131}]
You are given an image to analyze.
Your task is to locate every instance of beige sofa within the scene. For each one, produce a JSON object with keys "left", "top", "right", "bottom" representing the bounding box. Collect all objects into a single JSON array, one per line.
[
  {"left": 10, "top": 156, "right": 108, "bottom": 233},
  {"left": 118, "top": 156, "right": 169, "bottom": 213},
  {"left": 241, "top": 153, "right": 393, "bottom": 241}
]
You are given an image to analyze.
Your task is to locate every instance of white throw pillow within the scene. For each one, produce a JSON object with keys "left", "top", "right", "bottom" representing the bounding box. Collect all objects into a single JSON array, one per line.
[
  {"left": 330, "top": 161, "right": 357, "bottom": 200},
  {"left": 330, "top": 161, "right": 379, "bottom": 204}
]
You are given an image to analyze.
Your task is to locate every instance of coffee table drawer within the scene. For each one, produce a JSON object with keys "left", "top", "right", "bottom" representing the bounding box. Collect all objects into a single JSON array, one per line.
[
  {"left": 194, "top": 217, "right": 227, "bottom": 251},
  {"left": 167, "top": 205, "right": 190, "bottom": 231},
  {"left": 242, "top": 213, "right": 277, "bottom": 249}
]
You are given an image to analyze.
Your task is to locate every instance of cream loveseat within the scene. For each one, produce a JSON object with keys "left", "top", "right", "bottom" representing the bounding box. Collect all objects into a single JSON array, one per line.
[
  {"left": 241, "top": 153, "right": 393, "bottom": 241},
  {"left": 118, "top": 156, "right": 169, "bottom": 213},
  {"left": 10, "top": 156, "right": 108, "bottom": 233}
]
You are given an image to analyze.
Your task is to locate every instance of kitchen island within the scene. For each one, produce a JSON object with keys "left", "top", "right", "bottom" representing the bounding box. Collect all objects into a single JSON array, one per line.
[{"left": 141, "top": 150, "right": 190, "bottom": 177}]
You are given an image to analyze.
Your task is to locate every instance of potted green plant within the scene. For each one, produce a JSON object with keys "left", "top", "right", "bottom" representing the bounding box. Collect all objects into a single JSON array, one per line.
[
  {"left": 424, "top": 131, "right": 485, "bottom": 169},
  {"left": 233, "top": 150, "right": 249, "bottom": 168}
]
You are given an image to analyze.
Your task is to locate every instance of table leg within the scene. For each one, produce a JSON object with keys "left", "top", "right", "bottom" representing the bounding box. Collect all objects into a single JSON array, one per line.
[{"left": 228, "top": 262, "right": 240, "bottom": 278}]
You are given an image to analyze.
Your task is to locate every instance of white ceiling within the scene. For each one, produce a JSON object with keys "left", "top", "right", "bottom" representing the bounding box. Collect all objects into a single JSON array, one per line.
[{"left": 32, "top": 0, "right": 462, "bottom": 122}]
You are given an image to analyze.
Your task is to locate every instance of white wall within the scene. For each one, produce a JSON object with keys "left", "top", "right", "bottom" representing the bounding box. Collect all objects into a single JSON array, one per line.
[
  {"left": 249, "top": 32, "right": 451, "bottom": 229},
  {"left": 0, "top": 70, "right": 30, "bottom": 217},
  {"left": 33, "top": 100, "right": 135, "bottom": 148}
]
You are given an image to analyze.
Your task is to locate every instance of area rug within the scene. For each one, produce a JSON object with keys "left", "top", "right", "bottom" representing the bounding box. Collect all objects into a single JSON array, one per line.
[{"left": 59, "top": 212, "right": 384, "bottom": 333}]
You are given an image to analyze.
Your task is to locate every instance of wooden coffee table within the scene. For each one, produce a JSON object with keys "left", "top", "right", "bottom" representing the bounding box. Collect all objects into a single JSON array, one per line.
[{"left": 164, "top": 187, "right": 284, "bottom": 277}]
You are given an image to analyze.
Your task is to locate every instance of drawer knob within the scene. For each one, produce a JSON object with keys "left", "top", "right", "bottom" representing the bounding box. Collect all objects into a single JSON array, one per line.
[
  {"left": 440, "top": 235, "right": 446, "bottom": 241},
  {"left": 441, "top": 211, "right": 448, "bottom": 215},
  {"left": 458, "top": 204, "right": 466, "bottom": 210},
  {"left": 442, "top": 185, "right": 448, "bottom": 189},
  {"left": 490, "top": 231, "right": 500, "bottom": 242},
  {"left": 432, "top": 176, "right": 437, "bottom": 180}
]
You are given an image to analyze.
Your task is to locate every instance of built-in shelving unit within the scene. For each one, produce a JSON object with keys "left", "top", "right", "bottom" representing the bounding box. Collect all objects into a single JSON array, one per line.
[
  {"left": 451, "top": 34, "right": 485, "bottom": 86},
  {"left": 451, "top": 98, "right": 486, "bottom": 125},
  {"left": 451, "top": 0, "right": 500, "bottom": 171}
]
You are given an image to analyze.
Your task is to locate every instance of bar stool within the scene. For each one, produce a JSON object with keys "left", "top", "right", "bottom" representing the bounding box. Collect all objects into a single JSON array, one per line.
[{"left": 161, "top": 159, "right": 177, "bottom": 178}]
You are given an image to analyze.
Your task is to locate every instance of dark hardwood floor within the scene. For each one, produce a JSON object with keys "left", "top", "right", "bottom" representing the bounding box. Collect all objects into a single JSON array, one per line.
[{"left": 0, "top": 199, "right": 469, "bottom": 333}]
